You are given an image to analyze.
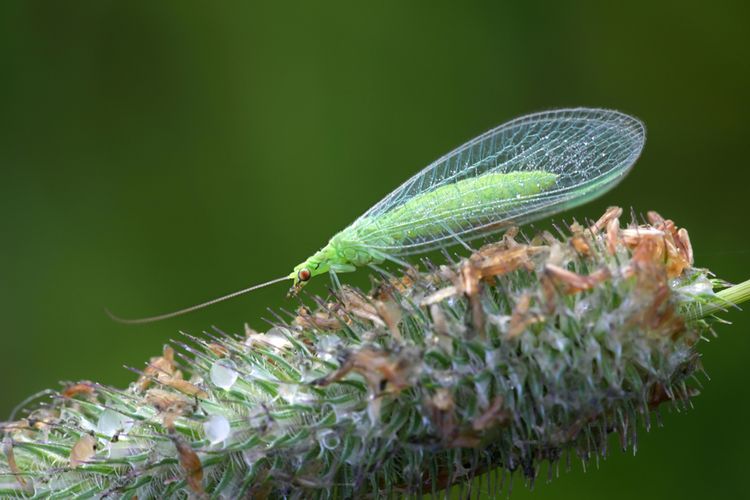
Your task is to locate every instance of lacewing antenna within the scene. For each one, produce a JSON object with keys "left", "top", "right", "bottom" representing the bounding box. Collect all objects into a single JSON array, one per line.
[{"left": 106, "top": 276, "right": 290, "bottom": 325}]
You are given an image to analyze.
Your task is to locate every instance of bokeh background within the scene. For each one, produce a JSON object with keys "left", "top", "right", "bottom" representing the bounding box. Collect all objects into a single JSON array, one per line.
[{"left": 1, "top": 1, "right": 748, "bottom": 498}]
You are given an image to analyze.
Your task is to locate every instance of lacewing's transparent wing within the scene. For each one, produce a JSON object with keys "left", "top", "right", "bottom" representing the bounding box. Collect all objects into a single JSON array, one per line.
[{"left": 349, "top": 108, "right": 645, "bottom": 255}]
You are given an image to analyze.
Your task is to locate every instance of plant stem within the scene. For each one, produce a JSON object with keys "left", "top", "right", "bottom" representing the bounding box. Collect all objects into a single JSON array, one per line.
[{"left": 693, "top": 279, "right": 750, "bottom": 319}]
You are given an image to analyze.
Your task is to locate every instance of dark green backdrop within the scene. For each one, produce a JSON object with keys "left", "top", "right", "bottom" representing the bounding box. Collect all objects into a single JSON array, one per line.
[{"left": 1, "top": 1, "right": 748, "bottom": 498}]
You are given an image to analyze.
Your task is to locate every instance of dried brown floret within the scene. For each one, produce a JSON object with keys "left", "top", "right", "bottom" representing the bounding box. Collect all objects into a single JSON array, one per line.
[
  {"left": 677, "top": 228, "right": 694, "bottom": 265},
  {"left": 423, "top": 243, "right": 542, "bottom": 316},
  {"left": 314, "top": 347, "right": 417, "bottom": 394},
  {"left": 544, "top": 264, "right": 612, "bottom": 294},
  {"left": 294, "top": 305, "right": 342, "bottom": 331},
  {"left": 335, "top": 285, "right": 406, "bottom": 339},
  {"left": 570, "top": 234, "right": 592, "bottom": 256},
  {"left": 589, "top": 206, "right": 623, "bottom": 234},
  {"left": 606, "top": 215, "right": 620, "bottom": 255},
  {"left": 206, "top": 343, "right": 229, "bottom": 357},
  {"left": 468, "top": 244, "right": 541, "bottom": 279},
  {"left": 508, "top": 293, "right": 543, "bottom": 339},
  {"left": 421, "top": 285, "right": 460, "bottom": 306},
  {"left": 340, "top": 286, "right": 386, "bottom": 327},
  {"left": 137, "top": 345, "right": 176, "bottom": 391},
  {"left": 621, "top": 227, "right": 665, "bottom": 247},
  {"left": 3, "top": 438, "right": 32, "bottom": 493},
  {"left": 162, "top": 378, "right": 208, "bottom": 399},
  {"left": 386, "top": 266, "right": 419, "bottom": 293},
  {"left": 646, "top": 210, "right": 666, "bottom": 227},
  {"left": 664, "top": 237, "right": 691, "bottom": 278},
  {"left": 373, "top": 294, "right": 403, "bottom": 340},
  {"left": 623, "top": 237, "right": 688, "bottom": 339},
  {"left": 146, "top": 388, "right": 194, "bottom": 428},
  {"left": 618, "top": 215, "right": 692, "bottom": 279},
  {"left": 170, "top": 430, "right": 204, "bottom": 494},
  {"left": 459, "top": 259, "right": 486, "bottom": 334}
]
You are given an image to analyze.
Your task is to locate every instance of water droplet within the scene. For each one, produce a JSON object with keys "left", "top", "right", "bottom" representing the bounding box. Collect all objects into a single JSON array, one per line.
[
  {"left": 210, "top": 359, "right": 238, "bottom": 390},
  {"left": 203, "top": 414, "right": 231, "bottom": 444}
]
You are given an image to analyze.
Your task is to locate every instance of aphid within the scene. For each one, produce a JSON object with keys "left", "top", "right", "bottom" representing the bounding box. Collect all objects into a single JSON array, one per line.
[
  {"left": 110, "top": 108, "right": 644, "bottom": 324},
  {"left": 69, "top": 433, "right": 97, "bottom": 468}
]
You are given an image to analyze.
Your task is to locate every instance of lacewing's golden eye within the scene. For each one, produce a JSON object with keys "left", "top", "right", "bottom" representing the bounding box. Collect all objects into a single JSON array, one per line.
[{"left": 298, "top": 268, "right": 312, "bottom": 282}]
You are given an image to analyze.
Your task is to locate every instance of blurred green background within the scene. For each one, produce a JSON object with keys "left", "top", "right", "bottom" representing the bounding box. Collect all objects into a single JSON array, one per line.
[{"left": 1, "top": 1, "right": 748, "bottom": 498}]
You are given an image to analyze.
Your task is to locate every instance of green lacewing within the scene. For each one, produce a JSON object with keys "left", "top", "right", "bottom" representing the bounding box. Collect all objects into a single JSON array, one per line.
[{"left": 110, "top": 108, "right": 645, "bottom": 324}]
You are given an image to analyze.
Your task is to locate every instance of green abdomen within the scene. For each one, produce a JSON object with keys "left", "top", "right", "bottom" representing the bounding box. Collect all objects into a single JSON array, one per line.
[{"left": 369, "top": 170, "right": 557, "bottom": 242}]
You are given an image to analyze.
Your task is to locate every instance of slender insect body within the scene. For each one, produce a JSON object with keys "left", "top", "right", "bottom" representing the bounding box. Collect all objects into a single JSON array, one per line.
[
  {"left": 291, "top": 170, "right": 559, "bottom": 290},
  {"left": 111, "top": 108, "right": 646, "bottom": 323}
]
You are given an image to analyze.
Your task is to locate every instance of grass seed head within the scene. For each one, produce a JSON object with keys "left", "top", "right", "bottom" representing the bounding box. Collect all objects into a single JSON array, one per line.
[{"left": 0, "top": 207, "right": 744, "bottom": 498}]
